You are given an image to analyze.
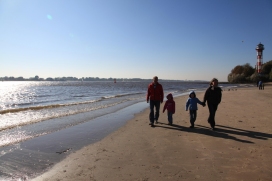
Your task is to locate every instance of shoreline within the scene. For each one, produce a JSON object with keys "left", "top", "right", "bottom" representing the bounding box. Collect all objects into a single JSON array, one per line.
[
  {"left": 1, "top": 85, "right": 212, "bottom": 180},
  {"left": 0, "top": 102, "right": 150, "bottom": 181},
  {"left": 32, "top": 84, "right": 272, "bottom": 181}
]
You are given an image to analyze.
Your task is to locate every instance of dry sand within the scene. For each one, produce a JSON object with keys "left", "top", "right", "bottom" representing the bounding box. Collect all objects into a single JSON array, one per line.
[{"left": 32, "top": 84, "right": 272, "bottom": 181}]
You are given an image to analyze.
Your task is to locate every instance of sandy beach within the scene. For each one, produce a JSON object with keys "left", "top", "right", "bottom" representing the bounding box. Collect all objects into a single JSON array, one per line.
[{"left": 32, "top": 83, "right": 272, "bottom": 181}]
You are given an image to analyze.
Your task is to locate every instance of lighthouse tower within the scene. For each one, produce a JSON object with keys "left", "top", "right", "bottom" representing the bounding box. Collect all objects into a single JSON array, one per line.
[{"left": 256, "top": 42, "right": 265, "bottom": 73}]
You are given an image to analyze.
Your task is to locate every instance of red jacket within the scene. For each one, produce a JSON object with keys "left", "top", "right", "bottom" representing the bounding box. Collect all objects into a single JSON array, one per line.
[
  {"left": 163, "top": 94, "right": 175, "bottom": 114},
  {"left": 146, "top": 82, "right": 164, "bottom": 102}
]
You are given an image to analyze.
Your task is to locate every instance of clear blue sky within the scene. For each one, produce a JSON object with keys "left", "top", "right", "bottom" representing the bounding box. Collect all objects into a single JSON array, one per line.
[{"left": 1, "top": 0, "right": 271, "bottom": 81}]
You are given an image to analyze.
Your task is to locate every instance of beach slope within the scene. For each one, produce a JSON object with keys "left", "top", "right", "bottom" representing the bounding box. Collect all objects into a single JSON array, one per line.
[{"left": 32, "top": 84, "right": 272, "bottom": 181}]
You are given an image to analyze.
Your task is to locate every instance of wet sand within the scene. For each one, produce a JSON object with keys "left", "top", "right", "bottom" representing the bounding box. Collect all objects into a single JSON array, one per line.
[
  {"left": 0, "top": 102, "right": 149, "bottom": 180},
  {"left": 32, "top": 83, "right": 272, "bottom": 181}
]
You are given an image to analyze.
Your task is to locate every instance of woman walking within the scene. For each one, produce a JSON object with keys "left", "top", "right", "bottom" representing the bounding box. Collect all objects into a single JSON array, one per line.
[{"left": 203, "top": 78, "right": 222, "bottom": 130}]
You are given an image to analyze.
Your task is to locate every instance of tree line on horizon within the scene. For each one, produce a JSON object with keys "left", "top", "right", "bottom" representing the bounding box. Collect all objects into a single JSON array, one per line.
[
  {"left": 0, "top": 76, "right": 194, "bottom": 82},
  {"left": 0, "top": 76, "right": 147, "bottom": 81},
  {"left": 5, "top": 61, "right": 272, "bottom": 84},
  {"left": 228, "top": 60, "right": 272, "bottom": 83}
]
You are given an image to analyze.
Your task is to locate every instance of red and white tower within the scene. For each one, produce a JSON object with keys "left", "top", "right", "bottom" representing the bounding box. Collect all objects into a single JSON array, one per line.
[{"left": 255, "top": 42, "right": 265, "bottom": 73}]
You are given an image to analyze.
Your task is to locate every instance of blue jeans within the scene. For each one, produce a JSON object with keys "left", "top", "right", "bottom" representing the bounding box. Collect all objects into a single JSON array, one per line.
[
  {"left": 168, "top": 112, "right": 173, "bottom": 124},
  {"left": 207, "top": 103, "right": 218, "bottom": 128},
  {"left": 189, "top": 110, "right": 197, "bottom": 125},
  {"left": 149, "top": 100, "right": 160, "bottom": 123}
]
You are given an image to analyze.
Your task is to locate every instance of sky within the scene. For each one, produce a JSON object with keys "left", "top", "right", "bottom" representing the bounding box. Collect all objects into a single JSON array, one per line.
[{"left": 0, "top": 0, "right": 272, "bottom": 81}]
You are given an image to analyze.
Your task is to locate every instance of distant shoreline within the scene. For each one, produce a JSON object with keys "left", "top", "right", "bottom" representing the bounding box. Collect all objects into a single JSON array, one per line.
[
  {"left": 2, "top": 79, "right": 265, "bottom": 84},
  {"left": 0, "top": 78, "right": 209, "bottom": 82}
]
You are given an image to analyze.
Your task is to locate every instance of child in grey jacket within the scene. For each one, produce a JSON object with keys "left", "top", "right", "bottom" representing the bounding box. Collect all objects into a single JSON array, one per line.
[{"left": 185, "top": 91, "right": 205, "bottom": 128}]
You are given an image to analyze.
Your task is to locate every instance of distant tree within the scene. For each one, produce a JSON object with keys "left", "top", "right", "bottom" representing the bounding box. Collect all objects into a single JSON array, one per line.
[
  {"left": 46, "top": 77, "right": 54, "bottom": 81},
  {"left": 242, "top": 63, "right": 255, "bottom": 77},
  {"left": 17, "top": 77, "right": 24, "bottom": 81},
  {"left": 250, "top": 72, "right": 259, "bottom": 82},
  {"left": 231, "top": 65, "right": 244, "bottom": 74},
  {"left": 228, "top": 63, "right": 255, "bottom": 83},
  {"left": 261, "top": 60, "right": 272, "bottom": 75}
]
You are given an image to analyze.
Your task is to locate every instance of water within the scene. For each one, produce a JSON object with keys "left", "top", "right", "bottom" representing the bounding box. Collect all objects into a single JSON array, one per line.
[
  {"left": 0, "top": 81, "right": 247, "bottom": 147},
  {"left": 0, "top": 81, "right": 248, "bottom": 180}
]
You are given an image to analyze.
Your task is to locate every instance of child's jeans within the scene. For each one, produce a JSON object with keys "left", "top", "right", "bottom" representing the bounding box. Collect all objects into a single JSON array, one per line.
[
  {"left": 189, "top": 110, "right": 197, "bottom": 125},
  {"left": 207, "top": 103, "right": 218, "bottom": 128},
  {"left": 168, "top": 112, "right": 173, "bottom": 124}
]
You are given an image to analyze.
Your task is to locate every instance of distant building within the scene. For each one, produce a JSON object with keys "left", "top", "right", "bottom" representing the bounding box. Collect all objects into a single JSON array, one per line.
[{"left": 256, "top": 42, "right": 265, "bottom": 73}]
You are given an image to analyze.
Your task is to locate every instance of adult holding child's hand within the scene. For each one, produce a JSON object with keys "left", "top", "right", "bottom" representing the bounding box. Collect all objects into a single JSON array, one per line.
[{"left": 203, "top": 78, "right": 222, "bottom": 130}]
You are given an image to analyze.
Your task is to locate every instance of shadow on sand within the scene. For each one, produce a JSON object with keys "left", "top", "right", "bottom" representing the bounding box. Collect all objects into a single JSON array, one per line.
[{"left": 152, "top": 122, "right": 272, "bottom": 144}]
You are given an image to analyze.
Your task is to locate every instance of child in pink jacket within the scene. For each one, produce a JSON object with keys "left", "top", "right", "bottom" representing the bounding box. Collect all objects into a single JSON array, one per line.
[{"left": 163, "top": 93, "right": 175, "bottom": 125}]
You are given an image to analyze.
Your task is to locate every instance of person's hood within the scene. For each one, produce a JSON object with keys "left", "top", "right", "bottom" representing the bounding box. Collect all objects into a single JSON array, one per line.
[
  {"left": 189, "top": 91, "right": 196, "bottom": 97},
  {"left": 166, "top": 93, "right": 173, "bottom": 100}
]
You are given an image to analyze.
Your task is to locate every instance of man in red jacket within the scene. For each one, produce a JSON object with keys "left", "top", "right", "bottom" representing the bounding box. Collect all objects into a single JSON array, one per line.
[{"left": 146, "top": 76, "right": 164, "bottom": 127}]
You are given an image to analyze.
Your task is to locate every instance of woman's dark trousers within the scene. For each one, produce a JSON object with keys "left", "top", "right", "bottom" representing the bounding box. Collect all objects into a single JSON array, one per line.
[
  {"left": 207, "top": 103, "right": 218, "bottom": 128},
  {"left": 149, "top": 100, "right": 160, "bottom": 124}
]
